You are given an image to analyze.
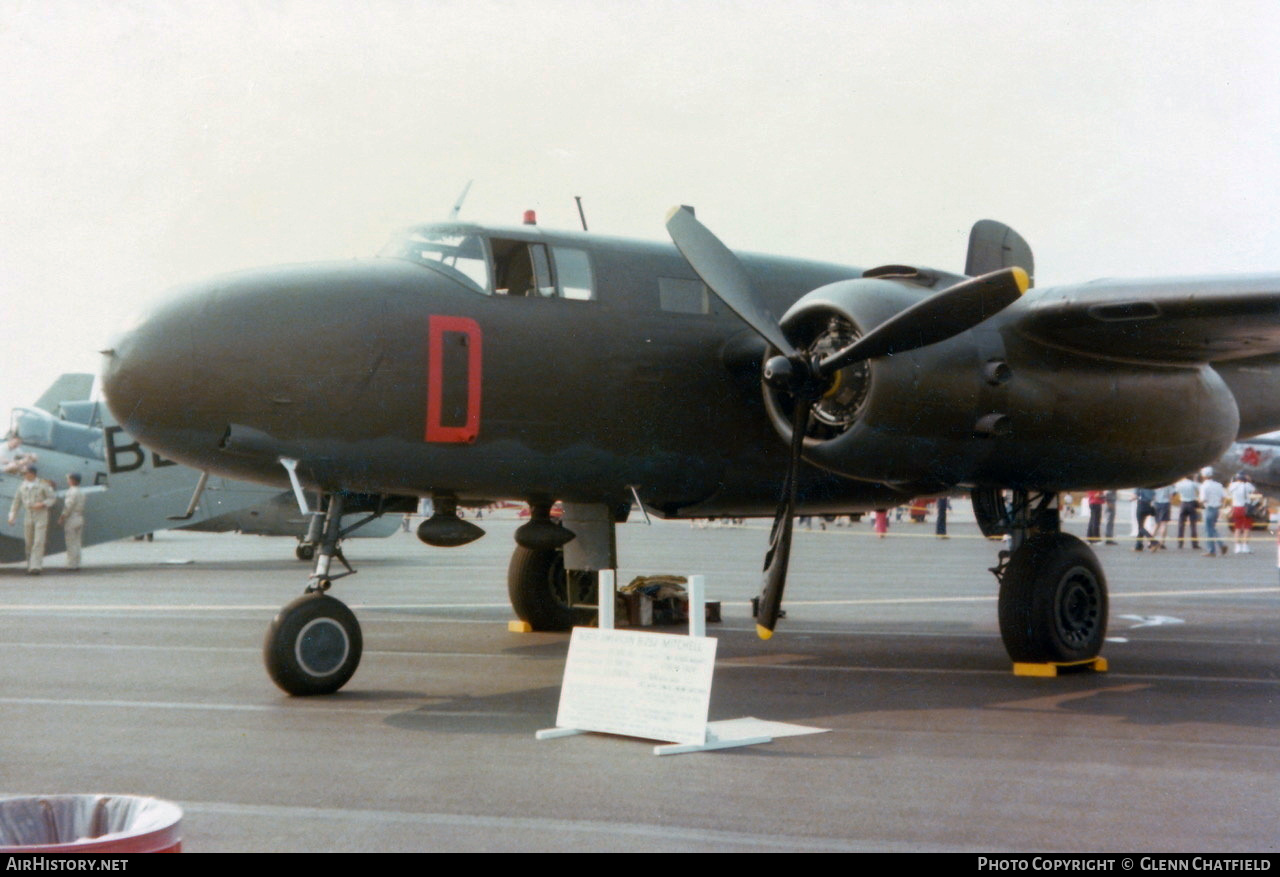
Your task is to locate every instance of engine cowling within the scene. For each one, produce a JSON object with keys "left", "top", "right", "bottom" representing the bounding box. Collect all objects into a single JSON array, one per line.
[
  {"left": 765, "top": 275, "right": 972, "bottom": 487},
  {"left": 765, "top": 276, "right": 1241, "bottom": 490}
]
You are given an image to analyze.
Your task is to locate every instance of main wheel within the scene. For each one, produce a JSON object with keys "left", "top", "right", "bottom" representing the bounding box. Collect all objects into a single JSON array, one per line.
[
  {"left": 295, "top": 543, "right": 315, "bottom": 561},
  {"left": 507, "top": 545, "right": 598, "bottom": 631},
  {"left": 264, "top": 592, "right": 363, "bottom": 695},
  {"left": 998, "top": 532, "right": 1108, "bottom": 663}
]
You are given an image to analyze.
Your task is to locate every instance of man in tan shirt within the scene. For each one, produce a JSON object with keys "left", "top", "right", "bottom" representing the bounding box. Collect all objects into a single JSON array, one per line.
[
  {"left": 9, "top": 466, "right": 56, "bottom": 574},
  {"left": 59, "top": 472, "right": 85, "bottom": 571}
]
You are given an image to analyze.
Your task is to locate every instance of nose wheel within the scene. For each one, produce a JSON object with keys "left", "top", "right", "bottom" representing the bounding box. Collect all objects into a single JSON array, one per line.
[{"left": 264, "top": 591, "right": 363, "bottom": 695}]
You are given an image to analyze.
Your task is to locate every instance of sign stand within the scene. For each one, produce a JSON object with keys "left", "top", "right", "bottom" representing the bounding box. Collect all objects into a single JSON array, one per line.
[
  {"left": 537, "top": 572, "right": 811, "bottom": 756},
  {"left": 650, "top": 721, "right": 771, "bottom": 756}
]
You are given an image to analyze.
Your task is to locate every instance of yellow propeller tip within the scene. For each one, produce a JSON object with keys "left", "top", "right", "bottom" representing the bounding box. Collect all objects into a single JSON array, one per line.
[
  {"left": 756, "top": 624, "right": 774, "bottom": 640},
  {"left": 1012, "top": 266, "right": 1030, "bottom": 293}
]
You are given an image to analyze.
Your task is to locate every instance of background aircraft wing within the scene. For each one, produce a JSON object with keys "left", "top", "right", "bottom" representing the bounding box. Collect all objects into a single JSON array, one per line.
[{"left": 1011, "top": 274, "right": 1280, "bottom": 363}]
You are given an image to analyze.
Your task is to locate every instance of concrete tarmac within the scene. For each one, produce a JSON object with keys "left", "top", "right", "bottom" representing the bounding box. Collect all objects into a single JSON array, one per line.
[{"left": 1, "top": 512, "right": 1277, "bottom": 852}]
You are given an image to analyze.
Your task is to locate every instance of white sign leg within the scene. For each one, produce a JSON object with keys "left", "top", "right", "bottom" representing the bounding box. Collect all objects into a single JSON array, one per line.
[{"left": 598, "top": 569, "right": 615, "bottom": 630}]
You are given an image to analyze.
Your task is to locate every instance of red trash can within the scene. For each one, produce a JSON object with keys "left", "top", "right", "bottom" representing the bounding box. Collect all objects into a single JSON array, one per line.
[{"left": 0, "top": 795, "right": 182, "bottom": 853}]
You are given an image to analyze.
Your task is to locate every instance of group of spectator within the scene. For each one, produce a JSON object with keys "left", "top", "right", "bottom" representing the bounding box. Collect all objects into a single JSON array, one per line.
[
  {"left": 3, "top": 435, "right": 86, "bottom": 574},
  {"left": 1085, "top": 469, "right": 1258, "bottom": 557}
]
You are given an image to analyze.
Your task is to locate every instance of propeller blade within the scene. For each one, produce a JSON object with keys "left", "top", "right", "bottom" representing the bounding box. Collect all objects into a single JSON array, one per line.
[
  {"left": 665, "top": 206, "right": 798, "bottom": 359},
  {"left": 755, "top": 400, "right": 808, "bottom": 639},
  {"left": 818, "top": 267, "right": 1028, "bottom": 374}
]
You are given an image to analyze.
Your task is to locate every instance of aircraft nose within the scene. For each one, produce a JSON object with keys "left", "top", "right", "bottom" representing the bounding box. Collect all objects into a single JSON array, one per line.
[
  {"left": 102, "top": 260, "right": 414, "bottom": 474},
  {"left": 101, "top": 290, "right": 201, "bottom": 457}
]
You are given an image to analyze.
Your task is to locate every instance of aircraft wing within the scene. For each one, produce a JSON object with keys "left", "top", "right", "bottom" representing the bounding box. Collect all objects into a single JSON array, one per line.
[{"left": 1010, "top": 274, "right": 1280, "bottom": 363}]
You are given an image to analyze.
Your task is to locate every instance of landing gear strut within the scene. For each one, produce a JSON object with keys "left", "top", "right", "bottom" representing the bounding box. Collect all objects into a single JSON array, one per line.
[
  {"left": 976, "top": 488, "right": 1109, "bottom": 663},
  {"left": 265, "top": 493, "right": 371, "bottom": 695},
  {"left": 294, "top": 490, "right": 324, "bottom": 561}
]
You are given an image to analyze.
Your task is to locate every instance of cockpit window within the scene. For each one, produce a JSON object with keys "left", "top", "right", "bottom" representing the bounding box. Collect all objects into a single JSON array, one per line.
[
  {"left": 381, "top": 228, "right": 596, "bottom": 301},
  {"left": 380, "top": 229, "right": 491, "bottom": 293},
  {"left": 11, "top": 408, "right": 54, "bottom": 449},
  {"left": 8, "top": 407, "right": 105, "bottom": 461}
]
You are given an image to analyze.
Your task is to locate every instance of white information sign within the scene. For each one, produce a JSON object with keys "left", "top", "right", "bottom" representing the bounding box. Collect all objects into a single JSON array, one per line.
[{"left": 555, "top": 627, "right": 718, "bottom": 745}]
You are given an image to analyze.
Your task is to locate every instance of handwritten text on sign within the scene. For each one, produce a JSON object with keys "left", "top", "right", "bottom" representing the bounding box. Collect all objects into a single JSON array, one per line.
[{"left": 556, "top": 628, "right": 718, "bottom": 745}]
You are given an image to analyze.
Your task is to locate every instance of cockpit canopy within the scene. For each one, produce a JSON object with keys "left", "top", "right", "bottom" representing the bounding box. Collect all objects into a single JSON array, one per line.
[
  {"left": 9, "top": 407, "right": 105, "bottom": 461},
  {"left": 380, "top": 225, "right": 595, "bottom": 300}
]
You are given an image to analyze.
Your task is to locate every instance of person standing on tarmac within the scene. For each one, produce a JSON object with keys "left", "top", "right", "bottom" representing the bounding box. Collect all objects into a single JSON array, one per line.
[
  {"left": 1086, "top": 490, "right": 1104, "bottom": 543},
  {"left": 1227, "top": 472, "right": 1257, "bottom": 554},
  {"left": 59, "top": 472, "right": 85, "bottom": 571},
  {"left": 1174, "top": 473, "right": 1201, "bottom": 550},
  {"left": 1133, "top": 487, "right": 1158, "bottom": 552},
  {"left": 1199, "top": 468, "right": 1228, "bottom": 557},
  {"left": 8, "top": 466, "right": 56, "bottom": 575},
  {"left": 1151, "top": 484, "right": 1173, "bottom": 550}
]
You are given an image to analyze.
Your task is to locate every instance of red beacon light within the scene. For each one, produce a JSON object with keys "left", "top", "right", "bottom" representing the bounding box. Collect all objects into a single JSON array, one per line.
[{"left": 522, "top": 210, "right": 537, "bottom": 225}]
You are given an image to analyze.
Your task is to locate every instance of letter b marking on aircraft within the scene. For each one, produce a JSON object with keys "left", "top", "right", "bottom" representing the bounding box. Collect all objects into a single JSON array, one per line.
[{"left": 105, "top": 425, "right": 175, "bottom": 472}]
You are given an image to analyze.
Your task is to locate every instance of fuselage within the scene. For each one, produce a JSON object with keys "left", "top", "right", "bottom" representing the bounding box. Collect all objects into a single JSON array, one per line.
[
  {"left": 101, "top": 221, "right": 1277, "bottom": 516},
  {"left": 102, "top": 223, "right": 910, "bottom": 516}
]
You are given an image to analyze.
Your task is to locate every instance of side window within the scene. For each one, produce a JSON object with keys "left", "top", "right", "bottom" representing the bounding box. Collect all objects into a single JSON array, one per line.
[
  {"left": 553, "top": 247, "right": 595, "bottom": 301},
  {"left": 492, "top": 239, "right": 553, "bottom": 297},
  {"left": 658, "top": 277, "right": 710, "bottom": 315}
]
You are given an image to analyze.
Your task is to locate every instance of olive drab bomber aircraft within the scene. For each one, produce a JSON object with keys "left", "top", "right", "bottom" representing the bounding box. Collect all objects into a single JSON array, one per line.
[{"left": 100, "top": 206, "right": 1280, "bottom": 695}]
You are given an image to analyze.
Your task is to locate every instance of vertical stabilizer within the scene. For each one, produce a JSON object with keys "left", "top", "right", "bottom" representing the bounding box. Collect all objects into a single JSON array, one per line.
[{"left": 966, "top": 220, "right": 1034, "bottom": 287}]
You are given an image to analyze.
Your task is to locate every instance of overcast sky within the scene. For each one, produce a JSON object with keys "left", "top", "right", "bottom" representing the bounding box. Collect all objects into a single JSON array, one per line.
[{"left": 2, "top": 0, "right": 1279, "bottom": 416}]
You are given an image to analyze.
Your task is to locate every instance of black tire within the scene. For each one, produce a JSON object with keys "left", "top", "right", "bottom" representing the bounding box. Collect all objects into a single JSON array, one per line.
[
  {"left": 295, "top": 543, "right": 315, "bottom": 561},
  {"left": 998, "top": 532, "right": 1108, "bottom": 663},
  {"left": 264, "top": 593, "right": 362, "bottom": 695},
  {"left": 507, "top": 545, "right": 598, "bottom": 631}
]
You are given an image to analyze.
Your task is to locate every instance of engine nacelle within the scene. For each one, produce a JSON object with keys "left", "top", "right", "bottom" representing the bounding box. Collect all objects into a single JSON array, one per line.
[
  {"left": 764, "top": 275, "right": 955, "bottom": 484},
  {"left": 766, "top": 276, "right": 1241, "bottom": 490}
]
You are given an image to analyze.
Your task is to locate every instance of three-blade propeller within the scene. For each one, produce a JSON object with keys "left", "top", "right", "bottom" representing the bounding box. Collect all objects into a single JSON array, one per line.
[{"left": 665, "top": 206, "right": 1028, "bottom": 638}]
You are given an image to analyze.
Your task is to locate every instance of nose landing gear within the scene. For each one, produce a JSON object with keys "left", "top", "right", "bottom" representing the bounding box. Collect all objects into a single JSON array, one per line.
[{"left": 265, "top": 493, "right": 369, "bottom": 695}]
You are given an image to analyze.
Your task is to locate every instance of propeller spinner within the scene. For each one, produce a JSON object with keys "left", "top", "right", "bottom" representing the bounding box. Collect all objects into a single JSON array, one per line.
[{"left": 665, "top": 206, "right": 1028, "bottom": 638}]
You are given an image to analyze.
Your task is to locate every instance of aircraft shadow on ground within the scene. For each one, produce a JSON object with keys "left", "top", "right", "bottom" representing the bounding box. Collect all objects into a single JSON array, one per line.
[
  {"left": 381, "top": 686, "right": 563, "bottom": 735},
  {"left": 703, "top": 630, "right": 1280, "bottom": 734},
  {"left": 359, "top": 620, "right": 1280, "bottom": 744}
]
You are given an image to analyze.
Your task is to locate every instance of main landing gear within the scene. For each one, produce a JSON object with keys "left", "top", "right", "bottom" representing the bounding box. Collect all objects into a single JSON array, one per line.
[
  {"left": 974, "top": 489, "right": 1108, "bottom": 663},
  {"left": 265, "top": 493, "right": 373, "bottom": 695},
  {"left": 507, "top": 545, "right": 599, "bottom": 631},
  {"left": 507, "top": 501, "right": 616, "bottom": 632}
]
